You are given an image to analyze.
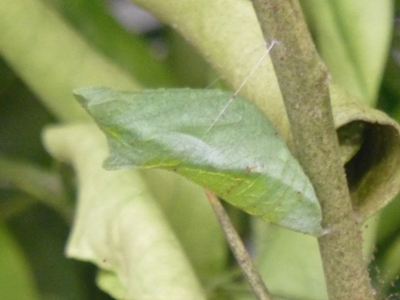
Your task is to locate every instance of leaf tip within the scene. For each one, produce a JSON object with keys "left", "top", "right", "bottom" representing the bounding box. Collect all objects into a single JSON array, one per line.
[{"left": 73, "top": 86, "right": 113, "bottom": 107}]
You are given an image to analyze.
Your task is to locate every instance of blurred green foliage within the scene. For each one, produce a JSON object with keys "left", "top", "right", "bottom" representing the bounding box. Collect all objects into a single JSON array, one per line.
[{"left": 0, "top": 0, "right": 400, "bottom": 299}]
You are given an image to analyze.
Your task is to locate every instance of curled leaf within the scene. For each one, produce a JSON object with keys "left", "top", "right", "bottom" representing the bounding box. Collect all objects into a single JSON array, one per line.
[
  {"left": 300, "top": 0, "right": 393, "bottom": 105},
  {"left": 43, "top": 124, "right": 206, "bottom": 300}
]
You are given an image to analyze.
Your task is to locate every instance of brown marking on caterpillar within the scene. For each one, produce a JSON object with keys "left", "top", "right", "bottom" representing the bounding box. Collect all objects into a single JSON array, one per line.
[{"left": 246, "top": 165, "right": 258, "bottom": 173}]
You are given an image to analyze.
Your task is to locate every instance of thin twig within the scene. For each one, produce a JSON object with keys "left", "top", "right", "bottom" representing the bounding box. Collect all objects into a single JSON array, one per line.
[{"left": 204, "top": 190, "right": 272, "bottom": 300}]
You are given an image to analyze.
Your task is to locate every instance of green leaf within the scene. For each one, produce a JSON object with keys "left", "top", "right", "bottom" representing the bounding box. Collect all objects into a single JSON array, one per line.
[
  {"left": 253, "top": 220, "right": 327, "bottom": 300},
  {"left": 0, "top": 157, "right": 72, "bottom": 222},
  {"left": 140, "top": 169, "right": 228, "bottom": 282},
  {"left": 0, "top": 222, "right": 39, "bottom": 300},
  {"left": 7, "top": 205, "right": 91, "bottom": 300},
  {"left": 75, "top": 87, "right": 322, "bottom": 236},
  {"left": 46, "top": 0, "right": 173, "bottom": 88},
  {"left": 300, "top": 0, "right": 393, "bottom": 105},
  {"left": 377, "top": 233, "right": 400, "bottom": 296},
  {"left": 376, "top": 195, "right": 400, "bottom": 245},
  {"left": 0, "top": 0, "right": 140, "bottom": 122},
  {"left": 43, "top": 124, "right": 206, "bottom": 300}
]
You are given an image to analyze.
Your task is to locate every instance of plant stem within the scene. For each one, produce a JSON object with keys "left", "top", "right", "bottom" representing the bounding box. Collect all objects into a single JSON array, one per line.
[
  {"left": 250, "top": 1, "right": 375, "bottom": 299},
  {"left": 205, "top": 190, "right": 272, "bottom": 300}
]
